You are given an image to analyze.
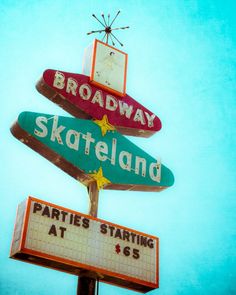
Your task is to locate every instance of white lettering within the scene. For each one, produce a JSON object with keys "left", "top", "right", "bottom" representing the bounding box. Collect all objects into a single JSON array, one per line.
[
  {"left": 79, "top": 84, "right": 92, "bottom": 100},
  {"left": 66, "top": 78, "right": 78, "bottom": 96},
  {"left": 135, "top": 156, "right": 146, "bottom": 177},
  {"left": 66, "top": 130, "right": 80, "bottom": 150},
  {"left": 50, "top": 116, "right": 65, "bottom": 145},
  {"left": 149, "top": 161, "right": 161, "bottom": 182},
  {"left": 82, "top": 132, "right": 95, "bottom": 155},
  {"left": 106, "top": 95, "right": 118, "bottom": 111},
  {"left": 144, "top": 112, "right": 156, "bottom": 128},
  {"left": 91, "top": 90, "right": 104, "bottom": 107},
  {"left": 119, "top": 151, "right": 132, "bottom": 171},
  {"left": 118, "top": 101, "right": 133, "bottom": 119},
  {"left": 111, "top": 138, "right": 117, "bottom": 165},
  {"left": 95, "top": 141, "right": 108, "bottom": 161},
  {"left": 133, "top": 109, "right": 145, "bottom": 125},
  {"left": 53, "top": 71, "right": 65, "bottom": 90},
  {"left": 34, "top": 116, "right": 48, "bottom": 137}
]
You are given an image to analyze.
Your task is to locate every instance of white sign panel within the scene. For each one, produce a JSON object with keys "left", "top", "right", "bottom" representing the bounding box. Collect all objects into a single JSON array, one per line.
[
  {"left": 10, "top": 197, "right": 159, "bottom": 293},
  {"left": 83, "top": 39, "right": 128, "bottom": 97}
]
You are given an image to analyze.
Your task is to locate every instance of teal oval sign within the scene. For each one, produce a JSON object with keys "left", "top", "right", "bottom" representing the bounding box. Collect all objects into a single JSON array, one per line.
[{"left": 11, "top": 112, "right": 174, "bottom": 192}]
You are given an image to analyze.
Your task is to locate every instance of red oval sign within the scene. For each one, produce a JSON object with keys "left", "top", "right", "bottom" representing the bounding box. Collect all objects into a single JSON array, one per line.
[{"left": 36, "top": 70, "right": 162, "bottom": 137}]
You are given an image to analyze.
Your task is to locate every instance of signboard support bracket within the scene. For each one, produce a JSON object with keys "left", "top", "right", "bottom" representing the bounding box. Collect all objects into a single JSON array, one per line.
[{"left": 77, "top": 182, "right": 99, "bottom": 295}]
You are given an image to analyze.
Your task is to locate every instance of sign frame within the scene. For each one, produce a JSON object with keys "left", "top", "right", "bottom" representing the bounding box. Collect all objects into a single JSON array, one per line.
[{"left": 10, "top": 197, "right": 159, "bottom": 293}]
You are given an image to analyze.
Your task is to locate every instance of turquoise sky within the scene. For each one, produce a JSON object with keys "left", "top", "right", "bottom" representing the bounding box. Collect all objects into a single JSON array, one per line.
[{"left": 1, "top": 1, "right": 235, "bottom": 294}]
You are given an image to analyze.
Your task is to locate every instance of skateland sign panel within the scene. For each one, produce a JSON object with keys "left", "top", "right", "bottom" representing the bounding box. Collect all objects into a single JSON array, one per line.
[
  {"left": 11, "top": 197, "right": 159, "bottom": 293},
  {"left": 36, "top": 69, "right": 162, "bottom": 138},
  {"left": 11, "top": 112, "right": 174, "bottom": 192}
]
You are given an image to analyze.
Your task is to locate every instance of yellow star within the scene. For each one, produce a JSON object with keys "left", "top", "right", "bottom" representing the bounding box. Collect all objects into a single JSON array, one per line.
[
  {"left": 94, "top": 115, "right": 115, "bottom": 136},
  {"left": 89, "top": 167, "right": 111, "bottom": 190}
]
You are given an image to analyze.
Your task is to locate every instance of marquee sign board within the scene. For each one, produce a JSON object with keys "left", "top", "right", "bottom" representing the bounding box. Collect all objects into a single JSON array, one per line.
[
  {"left": 83, "top": 39, "right": 128, "bottom": 97},
  {"left": 11, "top": 112, "right": 174, "bottom": 192},
  {"left": 36, "top": 69, "right": 162, "bottom": 138},
  {"left": 10, "top": 197, "right": 159, "bottom": 293}
]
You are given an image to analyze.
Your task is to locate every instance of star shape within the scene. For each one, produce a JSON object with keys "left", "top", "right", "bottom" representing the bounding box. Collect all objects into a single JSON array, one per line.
[
  {"left": 89, "top": 167, "right": 111, "bottom": 190},
  {"left": 94, "top": 115, "right": 115, "bottom": 136}
]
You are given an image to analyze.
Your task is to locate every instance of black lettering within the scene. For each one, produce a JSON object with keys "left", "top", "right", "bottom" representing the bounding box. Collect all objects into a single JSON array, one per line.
[
  {"left": 130, "top": 232, "right": 136, "bottom": 243},
  {"left": 59, "top": 226, "right": 66, "bottom": 238},
  {"left": 74, "top": 215, "right": 81, "bottom": 226},
  {"left": 61, "top": 211, "right": 68, "bottom": 222},
  {"left": 141, "top": 236, "right": 147, "bottom": 247},
  {"left": 33, "top": 202, "right": 42, "bottom": 213},
  {"left": 51, "top": 208, "right": 60, "bottom": 220},
  {"left": 123, "top": 246, "right": 130, "bottom": 256},
  {"left": 48, "top": 224, "right": 57, "bottom": 236},
  {"left": 69, "top": 213, "right": 74, "bottom": 224},
  {"left": 123, "top": 230, "right": 130, "bottom": 242},
  {"left": 42, "top": 206, "right": 50, "bottom": 218},
  {"left": 100, "top": 224, "right": 107, "bottom": 234},
  {"left": 109, "top": 226, "right": 115, "bottom": 236},
  {"left": 114, "top": 229, "right": 122, "bottom": 239},
  {"left": 133, "top": 249, "right": 140, "bottom": 259},
  {"left": 82, "top": 218, "right": 90, "bottom": 229},
  {"left": 147, "top": 239, "right": 154, "bottom": 249},
  {"left": 137, "top": 235, "right": 140, "bottom": 245}
]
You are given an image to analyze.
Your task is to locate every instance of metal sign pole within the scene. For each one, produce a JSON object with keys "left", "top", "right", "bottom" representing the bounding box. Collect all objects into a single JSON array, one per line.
[{"left": 77, "top": 182, "right": 99, "bottom": 295}]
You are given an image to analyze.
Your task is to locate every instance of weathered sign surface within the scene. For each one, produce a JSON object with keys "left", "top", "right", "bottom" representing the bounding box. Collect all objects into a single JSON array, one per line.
[
  {"left": 83, "top": 39, "right": 128, "bottom": 97},
  {"left": 36, "top": 69, "right": 162, "bottom": 137},
  {"left": 11, "top": 111, "right": 174, "bottom": 191},
  {"left": 10, "top": 197, "right": 159, "bottom": 293}
]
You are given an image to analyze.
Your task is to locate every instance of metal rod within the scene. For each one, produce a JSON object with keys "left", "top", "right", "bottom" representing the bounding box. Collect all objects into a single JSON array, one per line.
[
  {"left": 87, "top": 29, "right": 105, "bottom": 35},
  {"left": 109, "top": 10, "right": 120, "bottom": 27},
  {"left": 92, "top": 14, "right": 105, "bottom": 27},
  {"left": 109, "top": 34, "right": 115, "bottom": 46},
  {"left": 111, "top": 26, "right": 129, "bottom": 31},
  {"left": 101, "top": 13, "right": 108, "bottom": 27},
  {"left": 101, "top": 33, "right": 106, "bottom": 42},
  {"left": 111, "top": 32, "right": 123, "bottom": 46},
  {"left": 77, "top": 182, "right": 99, "bottom": 295}
]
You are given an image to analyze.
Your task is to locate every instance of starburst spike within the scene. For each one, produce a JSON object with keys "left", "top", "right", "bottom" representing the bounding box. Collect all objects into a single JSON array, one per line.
[
  {"left": 101, "top": 33, "right": 106, "bottom": 42},
  {"left": 87, "top": 29, "right": 105, "bottom": 35},
  {"left": 109, "top": 34, "right": 116, "bottom": 46},
  {"left": 92, "top": 14, "right": 106, "bottom": 27},
  {"left": 109, "top": 10, "right": 121, "bottom": 27},
  {"left": 111, "top": 26, "right": 129, "bottom": 31},
  {"left": 107, "top": 13, "right": 110, "bottom": 26},
  {"left": 111, "top": 32, "right": 123, "bottom": 46},
  {"left": 101, "top": 13, "right": 108, "bottom": 27}
]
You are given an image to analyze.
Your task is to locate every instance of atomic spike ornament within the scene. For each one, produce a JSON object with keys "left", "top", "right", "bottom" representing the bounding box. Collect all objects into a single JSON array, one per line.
[{"left": 87, "top": 10, "right": 129, "bottom": 47}]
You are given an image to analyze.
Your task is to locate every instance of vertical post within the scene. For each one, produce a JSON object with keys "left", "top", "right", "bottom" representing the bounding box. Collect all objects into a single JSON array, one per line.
[{"left": 77, "top": 182, "right": 99, "bottom": 295}]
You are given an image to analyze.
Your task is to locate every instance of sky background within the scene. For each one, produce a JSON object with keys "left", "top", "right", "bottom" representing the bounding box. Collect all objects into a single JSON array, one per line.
[{"left": 1, "top": 0, "right": 235, "bottom": 294}]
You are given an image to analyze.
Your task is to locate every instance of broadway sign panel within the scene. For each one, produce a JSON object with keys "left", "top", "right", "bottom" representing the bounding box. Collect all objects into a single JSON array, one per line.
[
  {"left": 11, "top": 112, "right": 174, "bottom": 192},
  {"left": 11, "top": 197, "right": 159, "bottom": 293},
  {"left": 36, "top": 69, "right": 162, "bottom": 137}
]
